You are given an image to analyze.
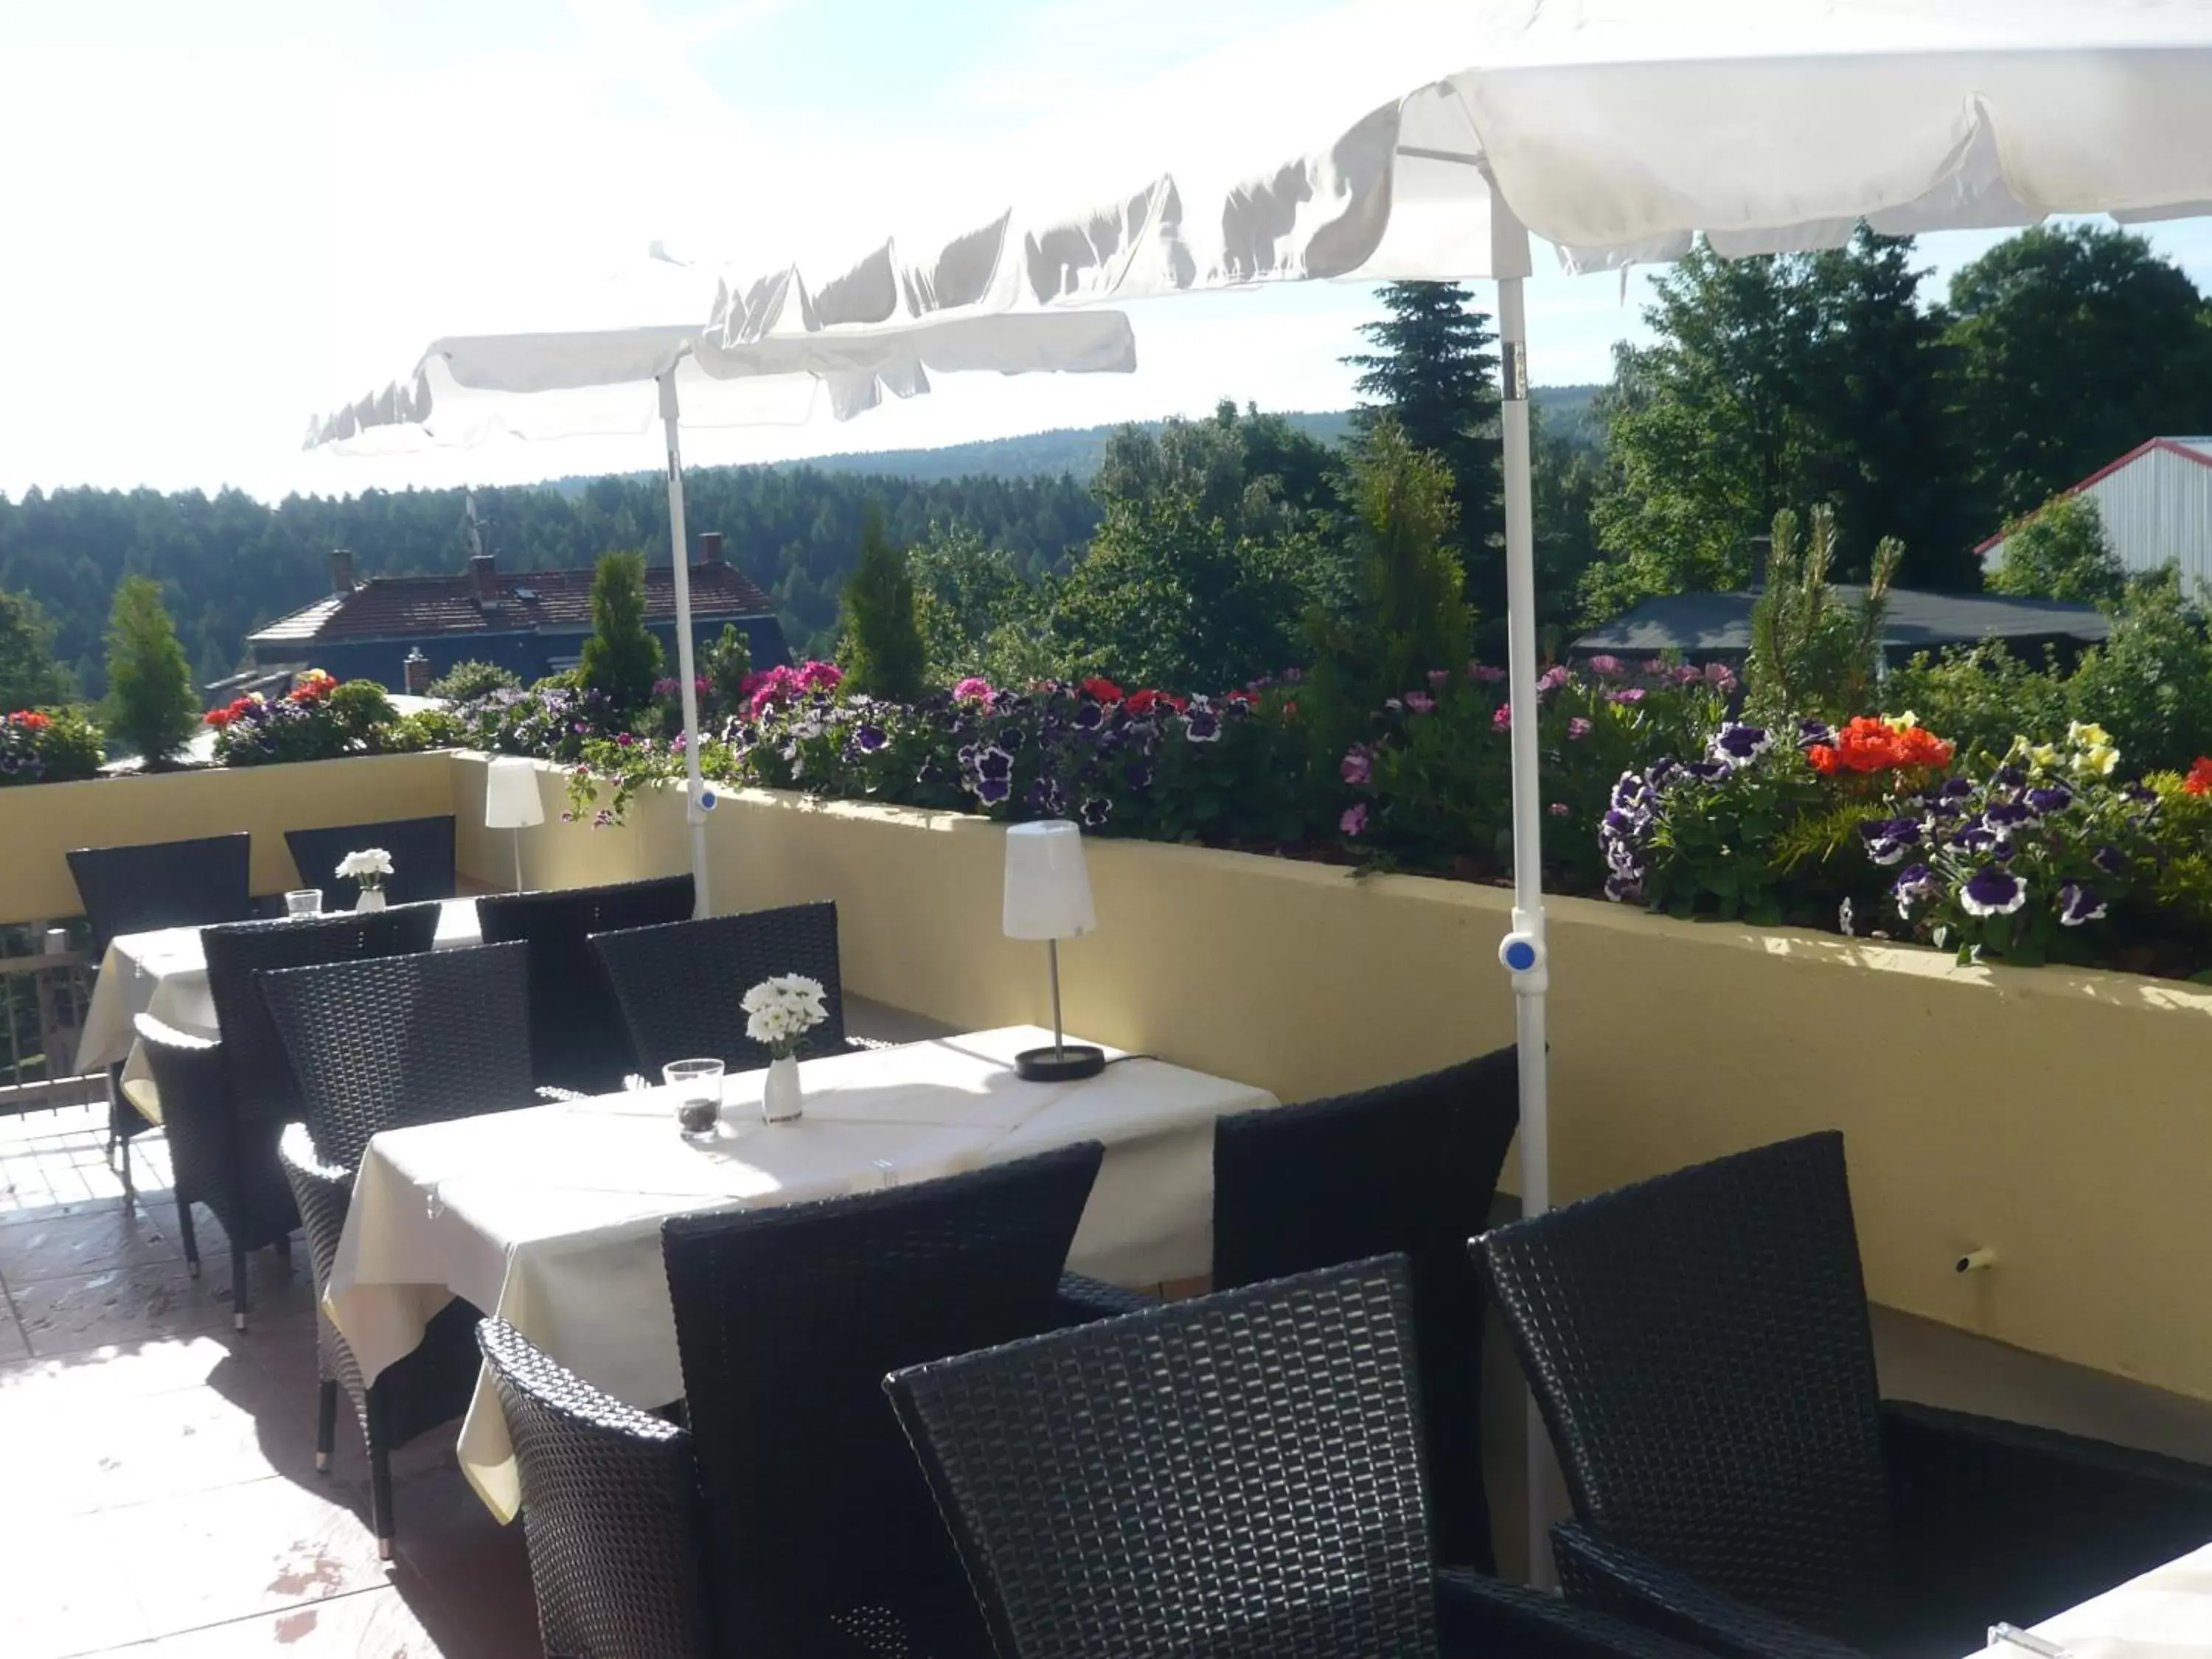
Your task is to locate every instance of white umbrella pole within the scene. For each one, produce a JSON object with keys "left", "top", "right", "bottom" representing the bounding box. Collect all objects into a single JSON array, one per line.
[
  {"left": 657, "top": 370, "right": 712, "bottom": 919},
  {"left": 1495, "top": 274, "right": 1557, "bottom": 1583}
]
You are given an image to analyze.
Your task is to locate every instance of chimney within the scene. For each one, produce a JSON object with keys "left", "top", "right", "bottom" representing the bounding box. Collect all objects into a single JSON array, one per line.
[
  {"left": 403, "top": 647, "right": 432, "bottom": 695},
  {"left": 330, "top": 548, "right": 355, "bottom": 595},
  {"left": 470, "top": 552, "right": 499, "bottom": 601},
  {"left": 695, "top": 530, "right": 725, "bottom": 567}
]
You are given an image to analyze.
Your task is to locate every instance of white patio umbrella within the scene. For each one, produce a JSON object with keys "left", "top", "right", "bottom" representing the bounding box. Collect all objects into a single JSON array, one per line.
[
  {"left": 692, "top": 0, "right": 2212, "bottom": 1562},
  {"left": 307, "top": 266, "right": 1135, "bottom": 915}
]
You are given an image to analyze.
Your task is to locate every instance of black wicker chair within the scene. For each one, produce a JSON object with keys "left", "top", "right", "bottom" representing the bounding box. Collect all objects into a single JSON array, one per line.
[
  {"left": 479, "top": 873, "right": 695, "bottom": 1094},
  {"left": 478, "top": 1318, "right": 712, "bottom": 1659},
  {"left": 67, "top": 831, "right": 254, "bottom": 1194},
  {"left": 662, "top": 1142, "right": 1105, "bottom": 1659},
  {"left": 284, "top": 815, "right": 458, "bottom": 909},
  {"left": 886, "top": 1256, "right": 1726, "bottom": 1659},
  {"left": 1474, "top": 1133, "right": 2212, "bottom": 1658},
  {"left": 591, "top": 902, "right": 869, "bottom": 1077},
  {"left": 1210, "top": 1048, "right": 1519, "bottom": 1572},
  {"left": 128, "top": 905, "right": 443, "bottom": 1325},
  {"left": 262, "top": 942, "right": 540, "bottom": 1557}
]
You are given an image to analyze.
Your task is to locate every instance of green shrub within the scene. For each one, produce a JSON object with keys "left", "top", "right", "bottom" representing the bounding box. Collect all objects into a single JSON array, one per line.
[
  {"left": 426, "top": 660, "right": 522, "bottom": 703},
  {"left": 577, "top": 552, "right": 662, "bottom": 710},
  {"left": 1885, "top": 643, "right": 2073, "bottom": 766},
  {"left": 838, "top": 507, "right": 928, "bottom": 701},
  {"left": 103, "top": 577, "right": 198, "bottom": 768},
  {"left": 1986, "top": 492, "right": 2125, "bottom": 604}
]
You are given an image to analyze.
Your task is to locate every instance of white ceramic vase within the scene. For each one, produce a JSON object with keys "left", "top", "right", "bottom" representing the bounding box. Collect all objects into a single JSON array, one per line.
[
  {"left": 355, "top": 888, "right": 387, "bottom": 913},
  {"left": 762, "top": 1054, "right": 804, "bottom": 1124}
]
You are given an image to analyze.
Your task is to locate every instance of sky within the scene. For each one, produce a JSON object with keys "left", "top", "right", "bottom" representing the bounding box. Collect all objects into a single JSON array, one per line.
[{"left": 5, "top": 0, "right": 2212, "bottom": 504}]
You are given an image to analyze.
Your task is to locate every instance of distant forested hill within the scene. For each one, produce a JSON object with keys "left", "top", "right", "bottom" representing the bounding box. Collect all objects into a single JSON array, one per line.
[{"left": 0, "top": 388, "right": 1601, "bottom": 695}]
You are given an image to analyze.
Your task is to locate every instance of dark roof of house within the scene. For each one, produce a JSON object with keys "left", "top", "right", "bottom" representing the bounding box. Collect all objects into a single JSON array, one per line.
[
  {"left": 249, "top": 561, "right": 774, "bottom": 646},
  {"left": 1571, "top": 587, "right": 2112, "bottom": 657}
]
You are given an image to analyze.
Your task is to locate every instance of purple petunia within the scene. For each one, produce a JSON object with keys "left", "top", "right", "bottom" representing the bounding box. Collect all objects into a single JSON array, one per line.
[
  {"left": 1184, "top": 708, "right": 1222, "bottom": 742},
  {"left": 975, "top": 746, "right": 1014, "bottom": 784},
  {"left": 1079, "top": 796, "right": 1112, "bottom": 829},
  {"left": 2057, "top": 882, "right": 2107, "bottom": 927},
  {"left": 1684, "top": 759, "right": 1733, "bottom": 782},
  {"left": 1073, "top": 701, "right": 1104, "bottom": 732},
  {"left": 1892, "top": 862, "right": 1938, "bottom": 909},
  {"left": 974, "top": 775, "right": 1012, "bottom": 804},
  {"left": 1124, "top": 759, "right": 1154, "bottom": 790},
  {"left": 2093, "top": 844, "right": 2128, "bottom": 877},
  {"left": 1959, "top": 866, "right": 2028, "bottom": 917},
  {"left": 1858, "top": 815, "right": 1923, "bottom": 866},
  {"left": 1986, "top": 800, "right": 2041, "bottom": 832},
  {"left": 855, "top": 725, "right": 887, "bottom": 752},
  {"left": 1709, "top": 723, "right": 1773, "bottom": 764},
  {"left": 2025, "top": 785, "right": 2073, "bottom": 815},
  {"left": 1796, "top": 718, "right": 1837, "bottom": 749}
]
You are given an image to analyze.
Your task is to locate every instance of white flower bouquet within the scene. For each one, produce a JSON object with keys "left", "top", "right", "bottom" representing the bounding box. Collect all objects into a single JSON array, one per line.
[
  {"left": 742, "top": 973, "right": 827, "bottom": 1059},
  {"left": 335, "top": 847, "right": 394, "bottom": 892}
]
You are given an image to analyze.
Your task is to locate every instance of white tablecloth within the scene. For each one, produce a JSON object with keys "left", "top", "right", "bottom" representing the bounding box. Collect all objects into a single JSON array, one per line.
[
  {"left": 321, "top": 1025, "right": 1276, "bottom": 1520},
  {"left": 77, "top": 900, "right": 483, "bottom": 1120},
  {"left": 1962, "top": 1542, "right": 2212, "bottom": 1658}
]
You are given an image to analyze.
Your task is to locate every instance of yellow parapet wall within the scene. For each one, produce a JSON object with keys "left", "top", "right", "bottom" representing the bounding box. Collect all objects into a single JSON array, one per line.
[
  {"left": 456, "top": 757, "right": 2212, "bottom": 1409},
  {"left": 15, "top": 753, "right": 2207, "bottom": 1405},
  {"left": 0, "top": 751, "right": 461, "bottom": 925}
]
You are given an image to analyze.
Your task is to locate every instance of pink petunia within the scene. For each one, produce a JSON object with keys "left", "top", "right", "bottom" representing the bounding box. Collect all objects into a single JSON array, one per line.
[
  {"left": 1405, "top": 692, "right": 1436, "bottom": 714},
  {"left": 1492, "top": 703, "right": 1512, "bottom": 731},
  {"left": 1468, "top": 662, "right": 1507, "bottom": 684},
  {"left": 1587, "top": 654, "right": 1624, "bottom": 680},
  {"left": 1548, "top": 802, "right": 1571, "bottom": 817},
  {"left": 1426, "top": 669, "right": 1451, "bottom": 687},
  {"left": 1340, "top": 802, "right": 1368, "bottom": 836},
  {"left": 1567, "top": 717, "right": 1592, "bottom": 740},
  {"left": 1340, "top": 746, "right": 1373, "bottom": 785}
]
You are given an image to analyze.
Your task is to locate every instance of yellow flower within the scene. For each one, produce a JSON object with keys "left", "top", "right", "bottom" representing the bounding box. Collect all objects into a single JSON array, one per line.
[
  {"left": 2079, "top": 744, "right": 2120, "bottom": 778},
  {"left": 1882, "top": 711, "right": 1920, "bottom": 733},
  {"left": 2028, "top": 743, "right": 2063, "bottom": 771},
  {"left": 2067, "top": 720, "right": 2112, "bottom": 751}
]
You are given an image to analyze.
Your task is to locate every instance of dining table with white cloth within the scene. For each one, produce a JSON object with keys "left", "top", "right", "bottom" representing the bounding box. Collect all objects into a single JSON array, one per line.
[
  {"left": 320, "top": 1023, "right": 1278, "bottom": 1520},
  {"left": 75, "top": 898, "right": 484, "bottom": 1122},
  {"left": 1961, "top": 1539, "right": 2212, "bottom": 1658}
]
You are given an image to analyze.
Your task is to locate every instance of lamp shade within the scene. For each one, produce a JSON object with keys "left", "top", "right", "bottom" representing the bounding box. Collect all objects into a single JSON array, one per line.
[
  {"left": 484, "top": 757, "right": 546, "bottom": 830},
  {"left": 1003, "top": 820, "right": 1095, "bottom": 942}
]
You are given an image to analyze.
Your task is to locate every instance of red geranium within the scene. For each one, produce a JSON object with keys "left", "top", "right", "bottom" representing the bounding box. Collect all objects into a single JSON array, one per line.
[
  {"left": 1806, "top": 715, "right": 1954, "bottom": 777},
  {"left": 7, "top": 710, "right": 50, "bottom": 730},
  {"left": 1080, "top": 676, "right": 1124, "bottom": 705},
  {"left": 1222, "top": 688, "right": 1256, "bottom": 706},
  {"left": 285, "top": 669, "right": 338, "bottom": 704},
  {"left": 1124, "top": 689, "right": 1161, "bottom": 716},
  {"left": 2185, "top": 757, "right": 2212, "bottom": 796}
]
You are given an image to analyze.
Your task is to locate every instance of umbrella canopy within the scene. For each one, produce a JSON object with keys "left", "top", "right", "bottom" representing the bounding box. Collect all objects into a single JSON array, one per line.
[
  {"left": 305, "top": 263, "right": 1136, "bottom": 914},
  {"left": 689, "top": 0, "right": 2212, "bottom": 1570}
]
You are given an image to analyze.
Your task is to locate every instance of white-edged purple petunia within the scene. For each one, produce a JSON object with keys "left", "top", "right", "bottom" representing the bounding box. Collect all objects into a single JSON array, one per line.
[
  {"left": 1959, "top": 866, "right": 2028, "bottom": 917},
  {"left": 1709, "top": 723, "right": 1773, "bottom": 765},
  {"left": 2056, "top": 882, "right": 2107, "bottom": 927},
  {"left": 1858, "top": 815, "right": 1922, "bottom": 866},
  {"left": 1892, "top": 862, "right": 1938, "bottom": 909}
]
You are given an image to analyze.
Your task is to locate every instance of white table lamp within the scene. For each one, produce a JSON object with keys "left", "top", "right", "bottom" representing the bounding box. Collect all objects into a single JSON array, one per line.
[
  {"left": 1003, "top": 819, "right": 1104, "bottom": 1082},
  {"left": 485, "top": 757, "right": 545, "bottom": 891}
]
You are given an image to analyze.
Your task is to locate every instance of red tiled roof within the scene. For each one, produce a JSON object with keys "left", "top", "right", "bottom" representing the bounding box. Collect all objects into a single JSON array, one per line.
[{"left": 251, "top": 563, "right": 774, "bottom": 644}]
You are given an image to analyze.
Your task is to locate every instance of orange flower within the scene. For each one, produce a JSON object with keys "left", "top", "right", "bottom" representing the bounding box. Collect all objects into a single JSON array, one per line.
[
  {"left": 2186, "top": 757, "right": 2212, "bottom": 796},
  {"left": 1815, "top": 715, "right": 1953, "bottom": 776},
  {"left": 7, "top": 710, "right": 50, "bottom": 731}
]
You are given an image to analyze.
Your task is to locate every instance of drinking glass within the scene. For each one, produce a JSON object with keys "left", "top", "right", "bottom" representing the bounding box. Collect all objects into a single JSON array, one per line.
[
  {"left": 284, "top": 889, "right": 323, "bottom": 918},
  {"left": 664, "top": 1058, "right": 726, "bottom": 1141}
]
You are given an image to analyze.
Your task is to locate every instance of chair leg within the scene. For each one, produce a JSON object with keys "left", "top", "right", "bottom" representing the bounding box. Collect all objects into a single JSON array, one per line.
[
  {"left": 175, "top": 1198, "right": 199, "bottom": 1277},
  {"left": 367, "top": 1390, "right": 396, "bottom": 1560},
  {"left": 231, "top": 1239, "right": 250, "bottom": 1331},
  {"left": 315, "top": 1380, "right": 338, "bottom": 1474},
  {"left": 274, "top": 1233, "right": 292, "bottom": 1267},
  {"left": 118, "top": 1133, "right": 133, "bottom": 1210}
]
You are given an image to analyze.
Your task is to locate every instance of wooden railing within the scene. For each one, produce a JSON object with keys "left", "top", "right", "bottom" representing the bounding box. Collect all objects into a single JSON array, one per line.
[{"left": 0, "top": 928, "right": 99, "bottom": 1114}]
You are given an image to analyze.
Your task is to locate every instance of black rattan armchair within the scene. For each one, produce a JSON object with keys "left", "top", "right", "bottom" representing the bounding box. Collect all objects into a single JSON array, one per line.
[
  {"left": 886, "top": 1256, "right": 1726, "bottom": 1659},
  {"left": 68, "top": 831, "right": 254, "bottom": 1193},
  {"left": 1211, "top": 1048, "right": 1519, "bottom": 1571},
  {"left": 662, "top": 1143, "right": 1105, "bottom": 1659},
  {"left": 591, "top": 902, "right": 867, "bottom": 1077},
  {"left": 1474, "top": 1132, "right": 2212, "bottom": 1658},
  {"left": 478, "top": 1318, "right": 712, "bottom": 1659},
  {"left": 129, "top": 905, "right": 442, "bottom": 1325},
  {"left": 478, "top": 872, "right": 695, "bottom": 1094},
  {"left": 284, "top": 815, "right": 458, "bottom": 908},
  {"left": 262, "top": 942, "right": 540, "bottom": 1556}
]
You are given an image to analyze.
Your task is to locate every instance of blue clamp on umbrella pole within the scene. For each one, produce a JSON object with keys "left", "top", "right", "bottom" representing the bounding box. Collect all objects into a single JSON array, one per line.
[{"left": 1499, "top": 929, "right": 1548, "bottom": 992}]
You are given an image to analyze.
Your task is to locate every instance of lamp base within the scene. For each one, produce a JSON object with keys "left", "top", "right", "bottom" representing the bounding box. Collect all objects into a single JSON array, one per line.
[{"left": 1015, "top": 1044, "right": 1106, "bottom": 1083}]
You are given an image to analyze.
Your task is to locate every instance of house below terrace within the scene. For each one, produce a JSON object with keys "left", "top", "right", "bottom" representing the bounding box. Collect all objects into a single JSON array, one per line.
[
  {"left": 1570, "top": 587, "right": 2112, "bottom": 675},
  {"left": 1980, "top": 436, "right": 2212, "bottom": 586},
  {"left": 234, "top": 532, "right": 791, "bottom": 697}
]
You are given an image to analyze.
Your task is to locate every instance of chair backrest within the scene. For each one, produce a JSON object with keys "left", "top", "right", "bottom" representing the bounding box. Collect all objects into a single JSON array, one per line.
[
  {"left": 592, "top": 902, "right": 852, "bottom": 1077},
  {"left": 285, "top": 815, "right": 458, "bottom": 908},
  {"left": 1212, "top": 1048, "right": 1519, "bottom": 1572},
  {"left": 661, "top": 1142, "right": 1105, "bottom": 1659},
  {"left": 886, "top": 1256, "right": 1439, "bottom": 1659},
  {"left": 478, "top": 1318, "right": 712, "bottom": 1659},
  {"left": 68, "top": 832, "right": 253, "bottom": 959},
  {"left": 478, "top": 874, "right": 695, "bottom": 1093},
  {"left": 1472, "top": 1132, "right": 1896, "bottom": 1635},
  {"left": 259, "top": 942, "right": 538, "bottom": 1171},
  {"left": 201, "top": 903, "right": 442, "bottom": 1127}
]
